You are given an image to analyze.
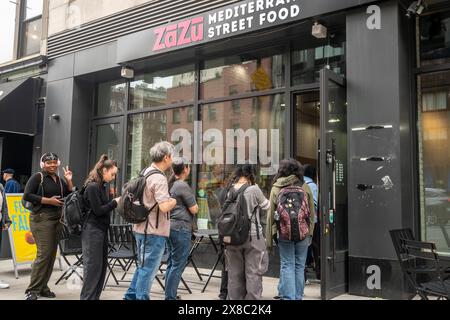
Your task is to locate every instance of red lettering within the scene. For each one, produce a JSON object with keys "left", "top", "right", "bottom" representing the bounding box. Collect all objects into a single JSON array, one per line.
[
  {"left": 177, "top": 20, "right": 191, "bottom": 46},
  {"left": 191, "top": 17, "right": 204, "bottom": 42},
  {"left": 165, "top": 24, "right": 178, "bottom": 48},
  {"left": 153, "top": 26, "right": 166, "bottom": 51}
]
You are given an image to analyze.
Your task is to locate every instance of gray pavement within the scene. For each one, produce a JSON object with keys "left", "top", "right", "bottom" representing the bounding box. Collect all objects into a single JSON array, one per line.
[{"left": 0, "top": 258, "right": 374, "bottom": 300}]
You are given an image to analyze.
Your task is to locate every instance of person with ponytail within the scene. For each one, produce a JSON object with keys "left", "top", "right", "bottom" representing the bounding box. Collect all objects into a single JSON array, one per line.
[
  {"left": 80, "top": 154, "right": 120, "bottom": 300},
  {"left": 165, "top": 157, "right": 198, "bottom": 300},
  {"left": 224, "top": 164, "right": 270, "bottom": 300},
  {"left": 23, "top": 152, "right": 73, "bottom": 300}
]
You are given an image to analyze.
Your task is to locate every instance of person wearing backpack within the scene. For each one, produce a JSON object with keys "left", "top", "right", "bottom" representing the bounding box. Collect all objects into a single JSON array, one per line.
[
  {"left": 124, "top": 142, "right": 177, "bottom": 300},
  {"left": 266, "top": 159, "right": 315, "bottom": 300},
  {"left": 22, "top": 153, "right": 74, "bottom": 300},
  {"left": 165, "top": 157, "right": 198, "bottom": 300},
  {"left": 221, "top": 164, "right": 270, "bottom": 300},
  {"left": 80, "top": 155, "right": 120, "bottom": 300}
]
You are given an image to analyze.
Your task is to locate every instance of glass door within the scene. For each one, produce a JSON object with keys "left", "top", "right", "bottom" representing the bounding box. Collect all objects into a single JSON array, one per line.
[
  {"left": 91, "top": 117, "right": 124, "bottom": 198},
  {"left": 319, "top": 68, "right": 348, "bottom": 300}
]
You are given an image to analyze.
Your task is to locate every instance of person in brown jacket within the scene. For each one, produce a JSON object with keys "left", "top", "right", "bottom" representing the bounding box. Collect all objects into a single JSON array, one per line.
[{"left": 266, "top": 159, "right": 315, "bottom": 300}]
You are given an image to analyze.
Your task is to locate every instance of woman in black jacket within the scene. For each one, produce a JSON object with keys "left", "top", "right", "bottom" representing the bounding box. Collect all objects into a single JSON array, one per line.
[
  {"left": 81, "top": 154, "right": 120, "bottom": 300},
  {"left": 23, "top": 152, "right": 73, "bottom": 300}
]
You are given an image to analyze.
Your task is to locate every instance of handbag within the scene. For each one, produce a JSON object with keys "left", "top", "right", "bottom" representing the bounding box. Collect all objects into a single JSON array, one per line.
[{"left": 22, "top": 173, "right": 44, "bottom": 212}]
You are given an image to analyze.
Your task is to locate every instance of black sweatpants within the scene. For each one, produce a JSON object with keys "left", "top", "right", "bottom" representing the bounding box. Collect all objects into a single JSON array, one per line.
[{"left": 80, "top": 222, "right": 108, "bottom": 300}]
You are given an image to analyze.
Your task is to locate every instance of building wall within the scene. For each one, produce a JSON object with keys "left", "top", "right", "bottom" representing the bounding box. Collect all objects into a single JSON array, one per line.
[
  {"left": 346, "top": 1, "right": 415, "bottom": 299},
  {"left": 48, "top": 0, "right": 153, "bottom": 36}
]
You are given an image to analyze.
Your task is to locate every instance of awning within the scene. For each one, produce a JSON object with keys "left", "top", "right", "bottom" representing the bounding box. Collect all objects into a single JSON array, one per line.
[{"left": 0, "top": 78, "right": 40, "bottom": 136}]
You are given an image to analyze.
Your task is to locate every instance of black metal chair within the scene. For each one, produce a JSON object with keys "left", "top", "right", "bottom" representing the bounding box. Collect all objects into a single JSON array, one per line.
[
  {"left": 103, "top": 224, "right": 138, "bottom": 289},
  {"left": 399, "top": 238, "right": 450, "bottom": 300},
  {"left": 55, "top": 226, "right": 83, "bottom": 285}
]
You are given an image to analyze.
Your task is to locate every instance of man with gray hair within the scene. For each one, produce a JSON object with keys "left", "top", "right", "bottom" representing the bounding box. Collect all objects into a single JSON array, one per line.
[{"left": 124, "top": 141, "right": 177, "bottom": 300}]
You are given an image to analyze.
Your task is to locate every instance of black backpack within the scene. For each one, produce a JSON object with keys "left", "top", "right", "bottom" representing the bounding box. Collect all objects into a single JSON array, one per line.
[
  {"left": 62, "top": 186, "right": 89, "bottom": 235},
  {"left": 117, "top": 169, "right": 164, "bottom": 224},
  {"left": 217, "top": 185, "right": 256, "bottom": 246}
]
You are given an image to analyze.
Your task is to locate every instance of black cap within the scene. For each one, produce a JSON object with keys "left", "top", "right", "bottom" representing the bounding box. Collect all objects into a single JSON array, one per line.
[{"left": 2, "top": 168, "right": 15, "bottom": 175}]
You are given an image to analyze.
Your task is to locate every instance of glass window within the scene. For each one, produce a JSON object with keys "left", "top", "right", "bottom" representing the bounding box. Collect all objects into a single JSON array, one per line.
[
  {"left": 292, "top": 38, "right": 346, "bottom": 86},
  {"left": 22, "top": 18, "right": 42, "bottom": 57},
  {"left": 25, "top": 0, "right": 43, "bottom": 20},
  {"left": 208, "top": 105, "right": 217, "bottom": 121},
  {"left": 130, "top": 65, "right": 195, "bottom": 110},
  {"left": 200, "top": 49, "right": 285, "bottom": 100},
  {"left": 172, "top": 109, "right": 181, "bottom": 124},
  {"left": 96, "top": 80, "right": 127, "bottom": 116},
  {"left": 126, "top": 107, "right": 194, "bottom": 180},
  {"left": 0, "top": 1, "right": 17, "bottom": 64},
  {"left": 418, "top": 71, "right": 450, "bottom": 254},
  {"left": 196, "top": 95, "right": 285, "bottom": 229},
  {"left": 420, "top": 10, "right": 450, "bottom": 67}
]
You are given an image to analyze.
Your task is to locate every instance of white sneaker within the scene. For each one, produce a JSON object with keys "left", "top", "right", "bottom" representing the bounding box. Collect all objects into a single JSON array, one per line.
[{"left": 0, "top": 281, "right": 10, "bottom": 289}]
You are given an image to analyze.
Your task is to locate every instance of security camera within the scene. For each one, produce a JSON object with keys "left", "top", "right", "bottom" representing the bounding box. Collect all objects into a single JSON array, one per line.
[
  {"left": 406, "top": 0, "right": 426, "bottom": 18},
  {"left": 312, "top": 22, "right": 327, "bottom": 39},
  {"left": 121, "top": 66, "right": 134, "bottom": 79}
]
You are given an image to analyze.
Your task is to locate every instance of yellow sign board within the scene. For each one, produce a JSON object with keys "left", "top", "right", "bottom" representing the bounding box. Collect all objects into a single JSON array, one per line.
[{"left": 5, "top": 194, "right": 37, "bottom": 264}]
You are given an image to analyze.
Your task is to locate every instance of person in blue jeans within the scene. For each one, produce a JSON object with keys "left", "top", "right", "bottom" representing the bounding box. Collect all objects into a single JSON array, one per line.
[
  {"left": 124, "top": 142, "right": 177, "bottom": 300},
  {"left": 165, "top": 157, "right": 198, "bottom": 300},
  {"left": 266, "top": 159, "right": 315, "bottom": 300}
]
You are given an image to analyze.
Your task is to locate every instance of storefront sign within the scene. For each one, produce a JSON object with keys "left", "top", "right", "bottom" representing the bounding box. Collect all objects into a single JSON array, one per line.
[
  {"left": 5, "top": 194, "right": 37, "bottom": 276},
  {"left": 117, "top": 0, "right": 376, "bottom": 63}
]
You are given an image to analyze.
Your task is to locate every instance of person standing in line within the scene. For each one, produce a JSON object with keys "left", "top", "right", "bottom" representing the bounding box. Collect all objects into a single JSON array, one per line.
[
  {"left": 266, "top": 159, "right": 315, "bottom": 300},
  {"left": 80, "top": 154, "right": 120, "bottom": 300},
  {"left": 124, "top": 142, "right": 177, "bottom": 300},
  {"left": 165, "top": 157, "right": 198, "bottom": 300},
  {"left": 23, "top": 153, "right": 73, "bottom": 300},
  {"left": 224, "top": 164, "right": 270, "bottom": 300}
]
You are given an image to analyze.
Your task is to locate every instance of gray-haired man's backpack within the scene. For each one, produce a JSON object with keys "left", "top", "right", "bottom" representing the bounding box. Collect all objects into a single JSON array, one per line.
[{"left": 117, "top": 169, "right": 164, "bottom": 224}]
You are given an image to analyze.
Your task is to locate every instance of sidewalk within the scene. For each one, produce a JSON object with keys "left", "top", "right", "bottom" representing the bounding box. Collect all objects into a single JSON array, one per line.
[{"left": 0, "top": 258, "right": 372, "bottom": 300}]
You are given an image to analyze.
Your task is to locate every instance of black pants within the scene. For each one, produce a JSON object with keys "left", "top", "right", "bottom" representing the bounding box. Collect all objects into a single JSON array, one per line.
[
  {"left": 305, "top": 222, "right": 321, "bottom": 280},
  {"left": 80, "top": 222, "right": 108, "bottom": 300},
  {"left": 27, "top": 210, "right": 63, "bottom": 294},
  {"left": 219, "top": 244, "right": 228, "bottom": 299}
]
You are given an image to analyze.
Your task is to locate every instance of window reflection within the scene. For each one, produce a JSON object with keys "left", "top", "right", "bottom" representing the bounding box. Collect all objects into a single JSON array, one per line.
[
  {"left": 200, "top": 50, "right": 285, "bottom": 100},
  {"left": 420, "top": 10, "right": 450, "bottom": 66},
  {"left": 196, "top": 95, "right": 285, "bottom": 229},
  {"left": 419, "top": 71, "right": 450, "bottom": 253},
  {"left": 23, "top": 18, "right": 42, "bottom": 56},
  {"left": 292, "top": 39, "right": 346, "bottom": 85},
  {"left": 97, "top": 80, "right": 126, "bottom": 116},
  {"left": 126, "top": 107, "right": 194, "bottom": 180},
  {"left": 130, "top": 65, "right": 195, "bottom": 110}
]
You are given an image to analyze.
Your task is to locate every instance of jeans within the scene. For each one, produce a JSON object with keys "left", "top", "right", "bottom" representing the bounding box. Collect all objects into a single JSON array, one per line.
[
  {"left": 278, "top": 237, "right": 309, "bottom": 300},
  {"left": 124, "top": 233, "right": 166, "bottom": 300},
  {"left": 165, "top": 228, "right": 191, "bottom": 300}
]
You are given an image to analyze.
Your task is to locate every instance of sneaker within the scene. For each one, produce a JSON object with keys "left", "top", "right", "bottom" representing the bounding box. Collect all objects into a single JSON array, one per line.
[
  {"left": 305, "top": 279, "right": 311, "bottom": 285},
  {"left": 25, "top": 292, "right": 38, "bottom": 300},
  {"left": 39, "top": 291, "right": 56, "bottom": 298},
  {"left": 273, "top": 295, "right": 282, "bottom": 300},
  {"left": 0, "top": 281, "right": 10, "bottom": 289}
]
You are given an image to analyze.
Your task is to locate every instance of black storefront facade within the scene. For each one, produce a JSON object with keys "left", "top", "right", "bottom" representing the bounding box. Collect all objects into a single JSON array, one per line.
[{"left": 42, "top": 0, "right": 450, "bottom": 300}]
